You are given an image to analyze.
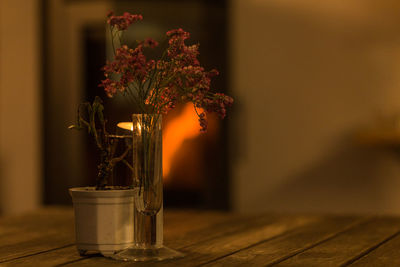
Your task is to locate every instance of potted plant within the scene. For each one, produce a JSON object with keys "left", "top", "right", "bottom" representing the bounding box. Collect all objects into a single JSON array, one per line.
[
  {"left": 96, "top": 11, "right": 233, "bottom": 261},
  {"left": 69, "top": 11, "right": 233, "bottom": 261},
  {"left": 69, "top": 96, "right": 136, "bottom": 257}
]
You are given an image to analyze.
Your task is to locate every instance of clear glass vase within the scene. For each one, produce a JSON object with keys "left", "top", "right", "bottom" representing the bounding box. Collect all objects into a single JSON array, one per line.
[{"left": 111, "top": 114, "right": 184, "bottom": 261}]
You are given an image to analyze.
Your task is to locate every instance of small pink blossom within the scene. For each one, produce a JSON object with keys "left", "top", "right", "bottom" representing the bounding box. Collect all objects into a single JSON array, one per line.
[
  {"left": 143, "top": 38, "right": 159, "bottom": 48},
  {"left": 198, "top": 112, "right": 207, "bottom": 132},
  {"left": 166, "top": 28, "right": 190, "bottom": 39},
  {"left": 107, "top": 11, "right": 143, "bottom": 31}
]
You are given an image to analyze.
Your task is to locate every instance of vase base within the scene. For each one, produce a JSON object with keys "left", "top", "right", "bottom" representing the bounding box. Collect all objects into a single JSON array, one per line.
[{"left": 110, "top": 246, "right": 184, "bottom": 262}]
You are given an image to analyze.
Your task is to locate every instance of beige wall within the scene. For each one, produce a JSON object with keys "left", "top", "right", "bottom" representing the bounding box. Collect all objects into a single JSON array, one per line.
[
  {"left": 231, "top": 0, "right": 400, "bottom": 214},
  {"left": 0, "top": 0, "right": 42, "bottom": 215}
]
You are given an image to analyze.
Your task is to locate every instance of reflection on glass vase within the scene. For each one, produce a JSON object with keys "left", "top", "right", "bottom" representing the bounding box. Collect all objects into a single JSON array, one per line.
[{"left": 112, "top": 114, "right": 184, "bottom": 261}]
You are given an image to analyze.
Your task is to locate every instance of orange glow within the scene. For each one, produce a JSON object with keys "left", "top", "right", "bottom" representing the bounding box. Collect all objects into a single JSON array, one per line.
[
  {"left": 117, "top": 122, "right": 133, "bottom": 131},
  {"left": 163, "top": 103, "right": 203, "bottom": 179}
]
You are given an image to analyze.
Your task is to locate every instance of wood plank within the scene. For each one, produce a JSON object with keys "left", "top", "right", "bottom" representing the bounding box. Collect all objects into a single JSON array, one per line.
[
  {"left": 202, "top": 215, "right": 368, "bottom": 267},
  {"left": 0, "top": 207, "right": 73, "bottom": 238},
  {"left": 347, "top": 225, "right": 400, "bottom": 266},
  {"left": 0, "top": 246, "right": 79, "bottom": 267},
  {"left": 0, "top": 209, "right": 237, "bottom": 266},
  {"left": 164, "top": 213, "right": 291, "bottom": 248},
  {"left": 163, "top": 209, "right": 240, "bottom": 243},
  {"left": 7, "top": 209, "right": 396, "bottom": 267},
  {"left": 0, "top": 207, "right": 75, "bottom": 262},
  {"left": 274, "top": 217, "right": 400, "bottom": 266},
  {"left": 62, "top": 214, "right": 320, "bottom": 266}
]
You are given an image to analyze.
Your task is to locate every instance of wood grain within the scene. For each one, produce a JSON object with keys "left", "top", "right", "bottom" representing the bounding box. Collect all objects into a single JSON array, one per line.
[
  {"left": 203, "top": 216, "right": 367, "bottom": 266},
  {"left": 64, "top": 214, "right": 319, "bottom": 266},
  {"left": 0, "top": 207, "right": 74, "bottom": 263},
  {"left": 348, "top": 223, "right": 400, "bottom": 266},
  {"left": 275, "top": 217, "right": 400, "bottom": 266},
  {"left": 1, "top": 209, "right": 236, "bottom": 266},
  {"left": 0, "top": 246, "right": 79, "bottom": 267},
  {"left": 3, "top": 208, "right": 400, "bottom": 266}
]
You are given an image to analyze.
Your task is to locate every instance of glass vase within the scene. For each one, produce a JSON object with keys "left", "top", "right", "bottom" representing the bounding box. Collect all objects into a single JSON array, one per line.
[{"left": 111, "top": 114, "right": 184, "bottom": 261}]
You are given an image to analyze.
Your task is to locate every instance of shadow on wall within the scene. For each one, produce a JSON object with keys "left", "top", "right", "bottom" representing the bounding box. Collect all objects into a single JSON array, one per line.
[{"left": 264, "top": 138, "right": 400, "bottom": 214}]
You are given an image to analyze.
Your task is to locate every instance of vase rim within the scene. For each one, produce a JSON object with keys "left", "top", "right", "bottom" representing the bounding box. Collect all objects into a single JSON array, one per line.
[{"left": 69, "top": 187, "right": 137, "bottom": 198}]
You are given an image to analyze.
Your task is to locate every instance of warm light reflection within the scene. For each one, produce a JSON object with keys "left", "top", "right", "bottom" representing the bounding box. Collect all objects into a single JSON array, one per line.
[
  {"left": 163, "top": 103, "right": 203, "bottom": 179},
  {"left": 117, "top": 122, "right": 133, "bottom": 131}
]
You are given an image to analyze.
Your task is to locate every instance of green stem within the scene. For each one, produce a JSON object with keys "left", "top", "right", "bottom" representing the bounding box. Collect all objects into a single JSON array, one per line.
[{"left": 109, "top": 25, "right": 117, "bottom": 57}]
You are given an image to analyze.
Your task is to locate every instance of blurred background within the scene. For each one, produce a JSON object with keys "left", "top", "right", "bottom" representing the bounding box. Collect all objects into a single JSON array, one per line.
[{"left": 2, "top": 0, "right": 400, "bottom": 216}]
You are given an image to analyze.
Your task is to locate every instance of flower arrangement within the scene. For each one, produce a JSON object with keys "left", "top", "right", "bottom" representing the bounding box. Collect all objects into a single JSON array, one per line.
[
  {"left": 68, "top": 11, "right": 233, "bottom": 260},
  {"left": 70, "top": 11, "right": 233, "bottom": 189},
  {"left": 99, "top": 11, "right": 233, "bottom": 132}
]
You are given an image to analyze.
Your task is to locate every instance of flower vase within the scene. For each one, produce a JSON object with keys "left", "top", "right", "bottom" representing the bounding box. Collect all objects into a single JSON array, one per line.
[{"left": 112, "top": 114, "right": 184, "bottom": 261}]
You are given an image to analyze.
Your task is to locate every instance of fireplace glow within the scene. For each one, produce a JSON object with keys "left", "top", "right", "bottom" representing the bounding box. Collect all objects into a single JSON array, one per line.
[
  {"left": 116, "top": 104, "right": 204, "bottom": 182},
  {"left": 163, "top": 103, "right": 203, "bottom": 180}
]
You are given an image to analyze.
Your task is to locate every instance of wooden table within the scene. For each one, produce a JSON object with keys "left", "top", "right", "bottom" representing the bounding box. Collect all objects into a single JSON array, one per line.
[{"left": 1, "top": 207, "right": 400, "bottom": 266}]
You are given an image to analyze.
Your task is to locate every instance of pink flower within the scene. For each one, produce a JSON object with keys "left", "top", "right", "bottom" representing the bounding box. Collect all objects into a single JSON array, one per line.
[
  {"left": 107, "top": 12, "right": 143, "bottom": 31},
  {"left": 166, "top": 28, "right": 190, "bottom": 39},
  {"left": 202, "top": 93, "right": 234, "bottom": 119},
  {"left": 99, "top": 44, "right": 152, "bottom": 96},
  {"left": 99, "top": 78, "right": 119, "bottom": 97},
  {"left": 198, "top": 112, "right": 207, "bottom": 132},
  {"left": 99, "top": 13, "right": 233, "bottom": 131},
  {"left": 145, "top": 87, "right": 178, "bottom": 114},
  {"left": 166, "top": 28, "right": 191, "bottom": 58},
  {"left": 143, "top": 38, "right": 159, "bottom": 48}
]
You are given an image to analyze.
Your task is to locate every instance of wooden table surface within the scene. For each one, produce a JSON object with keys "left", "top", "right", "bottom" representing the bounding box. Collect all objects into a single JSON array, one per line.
[{"left": 1, "top": 207, "right": 400, "bottom": 266}]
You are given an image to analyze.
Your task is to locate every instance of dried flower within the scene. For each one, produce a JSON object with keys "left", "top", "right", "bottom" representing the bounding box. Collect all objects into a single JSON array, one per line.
[
  {"left": 107, "top": 11, "right": 143, "bottom": 30},
  {"left": 99, "top": 12, "right": 233, "bottom": 131},
  {"left": 143, "top": 38, "right": 159, "bottom": 48}
]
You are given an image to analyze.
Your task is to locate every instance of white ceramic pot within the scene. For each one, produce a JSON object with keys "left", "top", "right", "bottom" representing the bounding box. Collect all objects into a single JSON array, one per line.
[{"left": 69, "top": 187, "right": 136, "bottom": 257}]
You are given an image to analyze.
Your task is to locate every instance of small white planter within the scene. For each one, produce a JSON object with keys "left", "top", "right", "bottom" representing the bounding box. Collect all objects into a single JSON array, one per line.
[{"left": 69, "top": 187, "right": 136, "bottom": 257}]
